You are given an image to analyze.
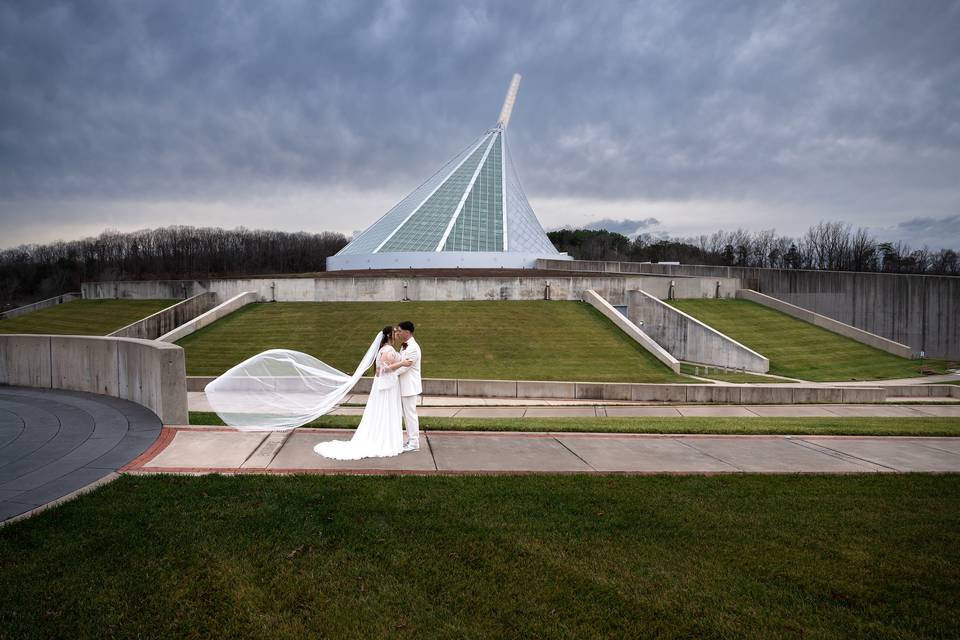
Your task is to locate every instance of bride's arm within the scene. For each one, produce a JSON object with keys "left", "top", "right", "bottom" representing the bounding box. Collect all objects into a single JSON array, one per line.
[
  {"left": 381, "top": 351, "right": 411, "bottom": 371},
  {"left": 396, "top": 347, "right": 416, "bottom": 375}
]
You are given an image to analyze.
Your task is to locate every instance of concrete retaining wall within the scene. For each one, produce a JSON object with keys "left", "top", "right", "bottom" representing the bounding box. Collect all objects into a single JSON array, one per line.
[
  {"left": 538, "top": 258, "right": 960, "bottom": 358},
  {"left": 0, "top": 292, "right": 82, "bottom": 320},
  {"left": 627, "top": 290, "right": 770, "bottom": 373},
  {"left": 158, "top": 292, "right": 257, "bottom": 343},
  {"left": 109, "top": 292, "right": 219, "bottom": 340},
  {"left": 327, "top": 250, "right": 570, "bottom": 271},
  {"left": 736, "top": 289, "right": 914, "bottom": 359},
  {"left": 582, "top": 290, "right": 681, "bottom": 373},
  {"left": 0, "top": 335, "right": 188, "bottom": 424},
  {"left": 882, "top": 384, "right": 958, "bottom": 398},
  {"left": 186, "top": 375, "right": 888, "bottom": 403},
  {"left": 82, "top": 273, "right": 740, "bottom": 306}
]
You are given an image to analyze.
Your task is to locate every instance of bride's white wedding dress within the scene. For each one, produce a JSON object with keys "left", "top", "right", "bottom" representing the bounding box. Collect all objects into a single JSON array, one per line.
[
  {"left": 313, "top": 345, "right": 403, "bottom": 460},
  {"left": 203, "top": 332, "right": 400, "bottom": 441}
]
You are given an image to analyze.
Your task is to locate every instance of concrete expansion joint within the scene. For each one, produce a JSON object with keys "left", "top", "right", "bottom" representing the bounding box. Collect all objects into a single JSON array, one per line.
[
  {"left": 916, "top": 441, "right": 960, "bottom": 457},
  {"left": 673, "top": 439, "right": 744, "bottom": 472},
  {"left": 552, "top": 437, "right": 598, "bottom": 472},
  {"left": 793, "top": 439, "right": 900, "bottom": 472},
  {"left": 424, "top": 435, "right": 439, "bottom": 471},
  {"left": 238, "top": 433, "right": 271, "bottom": 468},
  {"left": 787, "top": 438, "right": 864, "bottom": 464}
]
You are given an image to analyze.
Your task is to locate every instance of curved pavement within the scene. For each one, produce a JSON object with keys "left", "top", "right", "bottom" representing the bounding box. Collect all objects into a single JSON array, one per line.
[{"left": 0, "top": 386, "right": 162, "bottom": 523}]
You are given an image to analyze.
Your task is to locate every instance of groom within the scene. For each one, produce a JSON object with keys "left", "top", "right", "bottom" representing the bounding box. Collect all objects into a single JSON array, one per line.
[{"left": 396, "top": 321, "right": 422, "bottom": 452}]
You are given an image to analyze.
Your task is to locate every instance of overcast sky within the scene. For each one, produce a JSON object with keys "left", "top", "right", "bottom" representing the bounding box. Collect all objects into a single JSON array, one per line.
[{"left": 2, "top": 0, "right": 959, "bottom": 249}]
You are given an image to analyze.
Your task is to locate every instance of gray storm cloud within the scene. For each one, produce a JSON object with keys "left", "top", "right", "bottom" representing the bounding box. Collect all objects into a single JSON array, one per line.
[
  {"left": 1, "top": 0, "right": 958, "bottom": 248},
  {"left": 581, "top": 218, "right": 661, "bottom": 239}
]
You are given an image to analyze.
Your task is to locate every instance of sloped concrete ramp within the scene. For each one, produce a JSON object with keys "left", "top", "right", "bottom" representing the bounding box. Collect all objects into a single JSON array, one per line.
[{"left": 0, "top": 386, "right": 162, "bottom": 523}]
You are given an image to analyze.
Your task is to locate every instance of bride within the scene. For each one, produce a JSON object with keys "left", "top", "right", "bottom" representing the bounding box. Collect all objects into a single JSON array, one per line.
[
  {"left": 203, "top": 325, "right": 412, "bottom": 460},
  {"left": 313, "top": 325, "right": 412, "bottom": 460}
]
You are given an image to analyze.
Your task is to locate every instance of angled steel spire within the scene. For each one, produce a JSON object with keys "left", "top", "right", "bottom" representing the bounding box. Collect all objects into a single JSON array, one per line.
[{"left": 497, "top": 73, "right": 522, "bottom": 129}]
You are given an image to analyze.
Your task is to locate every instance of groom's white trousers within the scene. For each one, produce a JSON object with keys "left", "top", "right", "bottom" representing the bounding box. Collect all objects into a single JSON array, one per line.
[{"left": 401, "top": 395, "right": 420, "bottom": 446}]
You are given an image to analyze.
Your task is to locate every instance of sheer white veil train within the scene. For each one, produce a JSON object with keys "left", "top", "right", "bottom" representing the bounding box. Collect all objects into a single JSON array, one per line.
[{"left": 204, "top": 333, "right": 383, "bottom": 431}]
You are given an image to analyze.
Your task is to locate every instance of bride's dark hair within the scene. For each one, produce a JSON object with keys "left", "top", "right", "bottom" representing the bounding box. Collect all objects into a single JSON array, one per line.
[{"left": 379, "top": 325, "right": 395, "bottom": 349}]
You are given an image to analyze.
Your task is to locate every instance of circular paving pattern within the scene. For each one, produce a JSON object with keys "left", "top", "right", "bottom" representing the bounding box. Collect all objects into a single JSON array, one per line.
[{"left": 0, "top": 386, "right": 162, "bottom": 523}]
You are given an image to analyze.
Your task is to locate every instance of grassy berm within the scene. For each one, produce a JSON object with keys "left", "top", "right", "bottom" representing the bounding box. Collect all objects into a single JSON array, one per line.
[
  {"left": 176, "top": 300, "right": 689, "bottom": 383},
  {"left": 0, "top": 474, "right": 957, "bottom": 639},
  {"left": 669, "top": 298, "right": 949, "bottom": 381},
  {"left": 0, "top": 299, "right": 175, "bottom": 335}
]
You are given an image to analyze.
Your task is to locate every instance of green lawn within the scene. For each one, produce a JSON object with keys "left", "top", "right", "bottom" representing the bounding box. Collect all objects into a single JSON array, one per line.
[
  {"left": 1, "top": 474, "right": 957, "bottom": 639},
  {"left": 669, "top": 298, "right": 947, "bottom": 382},
  {"left": 0, "top": 299, "right": 175, "bottom": 335},
  {"left": 190, "top": 411, "right": 960, "bottom": 436},
  {"left": 177, "top": 301, "right": 688, "bottom": 383}
]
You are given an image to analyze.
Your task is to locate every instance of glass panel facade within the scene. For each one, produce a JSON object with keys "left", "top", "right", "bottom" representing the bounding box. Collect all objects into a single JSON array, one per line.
[
  {"left": 336, "top": 125, "right": 560, "bottom": 259},
  {"left": 337, "top": 134, "right": 487, "bottom": 255},
  {"left": 503, "top": 134, "right": 560, "bottom": 255},
  {"left": 380, "top": 132, "right": 493, "bottom": 252},
  {"left": 443, "top": 133, "right": 503, "bottom": 251}
]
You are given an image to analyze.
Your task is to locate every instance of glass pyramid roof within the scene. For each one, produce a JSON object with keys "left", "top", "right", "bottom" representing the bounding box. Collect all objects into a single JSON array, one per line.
[{"left": 336, "top": 126, "right": 560, "bottom": 257}]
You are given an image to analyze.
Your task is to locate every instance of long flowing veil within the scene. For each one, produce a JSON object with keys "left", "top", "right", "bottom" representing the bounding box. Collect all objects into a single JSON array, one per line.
[{"left": 204, "top": 333, "right": 383, "bottom": 431}]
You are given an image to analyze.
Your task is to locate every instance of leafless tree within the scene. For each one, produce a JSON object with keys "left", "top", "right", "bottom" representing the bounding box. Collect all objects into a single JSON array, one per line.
[{"left": 0, "top": 226, "right": 348, "bottom": 309}]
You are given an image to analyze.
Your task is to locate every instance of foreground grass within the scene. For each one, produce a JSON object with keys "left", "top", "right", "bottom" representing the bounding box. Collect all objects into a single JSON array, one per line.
[
  {"left": 189, "top": 411, "right": 960, "bottom": 436},
  {"left": 176, "top": 301, "right": 688, "bottom": 383},
  {"left": 0, "top": 299, "right": 175, "bottom": 335},
  {"left": 1, "top": 475, "right": 957, "bottom": 639},
  {"left": 669, "top": 298, "right": 947, "bottom": 382}
]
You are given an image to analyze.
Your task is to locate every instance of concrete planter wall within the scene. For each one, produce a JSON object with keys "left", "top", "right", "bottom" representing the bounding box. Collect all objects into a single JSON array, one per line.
[
  {"left": 627, "top": 290, "right": 770, "bottom": 373},
  {"left": 0, "top": 292, "right": 82, "bottom": 320},
  {"left": 157, "top": 291, "right": 257, "bottom": 343},
  {"left": 883, "top": 384, "right": 959, "bottom": 398},
  {"left": 109, "top": 292, "right": 219, "bottom": 340},
  {"left": 537, "top": 258, "right": 960, "bottom": 359},
  {"left": 82, "top": 273, "right": 740, "bottom": 307},
  {"left": 0, "top": 335, "right": 188, "bottom": 424},
  {"left": 736, "top": 289, "right": 915, "bottom": 359},
  {"left": 581, "top": 289, "right": 681, "bottom": 373},
  {"left": 186, "top": 375, "right": 889, "bottom": 403}
]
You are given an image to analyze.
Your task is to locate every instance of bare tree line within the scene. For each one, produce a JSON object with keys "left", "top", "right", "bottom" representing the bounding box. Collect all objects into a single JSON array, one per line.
[
  {"left": 0, "top": 226, "right": 348, "bottom": 310},
  {"left": 3, "top": 221, "right": 956, "bottom": 311},
  {"left": 550, "top": 221, "right": 959, "bottom": 275}
]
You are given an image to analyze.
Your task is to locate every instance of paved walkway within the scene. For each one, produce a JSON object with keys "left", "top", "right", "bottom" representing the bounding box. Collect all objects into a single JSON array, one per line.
[
  {"left": 332, "top": 403, "right": 960, "bottom": 418},
  {"left": 125, "top": 426, "right": 960, "bottom": 475},
  {"left": 5, "top": 385, "right": 958, "bottom": 523},
  {"left": 0, "top": 387, "right": 162, "bottom": 523},
  {"left": 188, "top": 392, "right": 960, "bottom": 418}
]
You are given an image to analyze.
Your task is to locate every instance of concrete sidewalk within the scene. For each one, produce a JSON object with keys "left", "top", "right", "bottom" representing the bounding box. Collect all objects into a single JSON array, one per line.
[
  {"left": 123, "top": 426, "right": 960, "bottom": 475},
  {"left": 331, "top": 403, "right": 960, "bottom": 418},
  {"left": 188, "top": 392, "right": 960, "bottom": 418}
]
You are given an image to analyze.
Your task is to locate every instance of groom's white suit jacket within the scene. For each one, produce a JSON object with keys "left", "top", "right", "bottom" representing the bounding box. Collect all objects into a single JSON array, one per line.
[{"left": 398, "top": 337, "right": 422, "bottom": 397}]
